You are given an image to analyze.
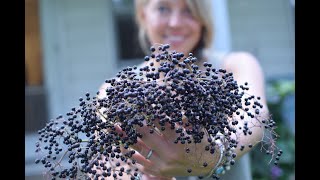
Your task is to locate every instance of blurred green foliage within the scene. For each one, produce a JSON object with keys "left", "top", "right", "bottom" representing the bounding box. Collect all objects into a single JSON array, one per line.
[{"left": 251, "top": 79, "right": 295, "bottom": 180}]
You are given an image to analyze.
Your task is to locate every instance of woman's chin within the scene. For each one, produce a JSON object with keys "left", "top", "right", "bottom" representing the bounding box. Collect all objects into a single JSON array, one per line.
[
  {"left": 157, "top": 41, "right": 191, "bottom": 54},
  {"left": 167, "top": 45, "right": 187, "bottom": 53}
]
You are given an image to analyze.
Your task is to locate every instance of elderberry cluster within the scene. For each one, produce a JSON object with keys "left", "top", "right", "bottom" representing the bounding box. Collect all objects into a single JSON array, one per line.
[{"left": 35, "top": 44, "right": 282, "bottom": 180}]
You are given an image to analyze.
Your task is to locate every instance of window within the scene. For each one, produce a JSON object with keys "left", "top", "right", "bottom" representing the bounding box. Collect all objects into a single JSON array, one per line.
[{"left": 112, "top": 0, "right": 144, "bottom": 61}]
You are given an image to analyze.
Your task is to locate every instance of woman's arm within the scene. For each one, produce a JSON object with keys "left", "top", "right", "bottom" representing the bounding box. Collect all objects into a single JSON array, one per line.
[{"left": 221, "top": 51, "right": 267, "bottom": 158}]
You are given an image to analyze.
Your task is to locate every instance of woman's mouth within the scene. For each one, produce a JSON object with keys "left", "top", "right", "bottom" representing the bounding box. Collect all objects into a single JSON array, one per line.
[{"left": 164, "top": 35, "right": 186, "bottom": 46}]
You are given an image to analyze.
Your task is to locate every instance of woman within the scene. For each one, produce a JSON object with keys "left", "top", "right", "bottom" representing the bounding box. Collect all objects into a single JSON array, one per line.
[{"left": 99, "top": 0, "right": 268, "bottom": 179}]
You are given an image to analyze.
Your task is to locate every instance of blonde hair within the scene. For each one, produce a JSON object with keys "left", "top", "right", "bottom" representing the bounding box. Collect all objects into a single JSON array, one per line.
[{"left": 134, "top": 0, "right": 214, "bottom": 57}]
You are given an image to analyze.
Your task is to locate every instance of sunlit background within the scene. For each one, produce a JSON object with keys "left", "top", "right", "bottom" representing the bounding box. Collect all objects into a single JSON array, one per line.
[{"left": 25, "top": 0, "right": 295, "bottom": 179}]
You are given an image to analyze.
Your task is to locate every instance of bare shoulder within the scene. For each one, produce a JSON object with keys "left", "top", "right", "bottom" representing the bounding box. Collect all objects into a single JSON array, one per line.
[
  {"left": 221, "top": 51, "right": 267, "bottom": 102},
  {"left": 222, "top": 51, "right": 266, "bottom": 86},
  {"left": 222, "top": 51, "right": 261, "bottom": 70}
]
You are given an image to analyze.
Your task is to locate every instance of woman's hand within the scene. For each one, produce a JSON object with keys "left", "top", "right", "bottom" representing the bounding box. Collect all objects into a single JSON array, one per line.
[{"left": 116, "top": 121, "right": 222, "bottom": 179}]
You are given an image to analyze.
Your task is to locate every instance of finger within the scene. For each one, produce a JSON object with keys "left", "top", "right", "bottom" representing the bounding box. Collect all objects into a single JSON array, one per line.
[
  {"left": 153, "top": 114, "right": 193, "bottom": 142},
  {"left": 120, "top": 140, "right": 163, "bottom": 165},
  {"left": 131, "top": 162, "right": 161, "bottom": 178},
  {"left": 114, "top": 124, "right": 148, "bottom": 148},
  {"left": 135, "top": 121, "right": 168, "bottom": 150},
  {"left": 129, "top": 138, "right": 151, "bottom": 155},
  {"left": 151, "top": 116, "right": 175, "bottom": 133},
  {"left": 114, "top": 121, "right": 163, "bottom": 151},
  {"left": 132, "top": 149, "right": 163, "bottom": 165},
  {"left": 152, "top": 118, "right": 180, "bottom": 141},
  {"left": 119, "top": 138, "right": 148, "bottom": 159},
  {"left": 149, "top": 117, "right": 191, "bottom": 148}
]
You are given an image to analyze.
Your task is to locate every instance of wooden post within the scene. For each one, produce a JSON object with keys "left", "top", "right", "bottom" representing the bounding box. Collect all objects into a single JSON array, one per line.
[{"left": 25, "top": 0, "right": 43, "bottom": 86}]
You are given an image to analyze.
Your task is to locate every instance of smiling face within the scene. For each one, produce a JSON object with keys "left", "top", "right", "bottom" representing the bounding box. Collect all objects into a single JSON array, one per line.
[{"left": 141, "top": 0, "right": 203, "bottom": 55}]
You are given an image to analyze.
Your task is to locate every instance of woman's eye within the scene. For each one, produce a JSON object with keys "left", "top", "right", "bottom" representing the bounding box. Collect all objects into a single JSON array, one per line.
[
  {"left": 182, "top": 8, "right": 192, "bottom": 17},
  {"left": 158, "top": 6, "right": 170, "bottom": 14}
]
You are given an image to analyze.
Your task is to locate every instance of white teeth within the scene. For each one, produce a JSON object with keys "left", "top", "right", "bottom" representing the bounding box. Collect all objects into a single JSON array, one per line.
[{"left": 166, "top": 36, "right": 184, "bottom": 41}]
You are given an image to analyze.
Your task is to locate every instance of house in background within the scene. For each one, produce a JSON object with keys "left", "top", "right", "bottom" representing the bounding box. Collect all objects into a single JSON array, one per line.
[{"left": 25, "top": 0, "right": 295, "bottom": 179}]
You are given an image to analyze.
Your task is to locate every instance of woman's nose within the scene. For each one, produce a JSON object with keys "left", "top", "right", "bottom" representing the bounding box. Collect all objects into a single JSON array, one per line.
[{"left": 168, "top": 12, "right": 183, "bottom": 28}]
